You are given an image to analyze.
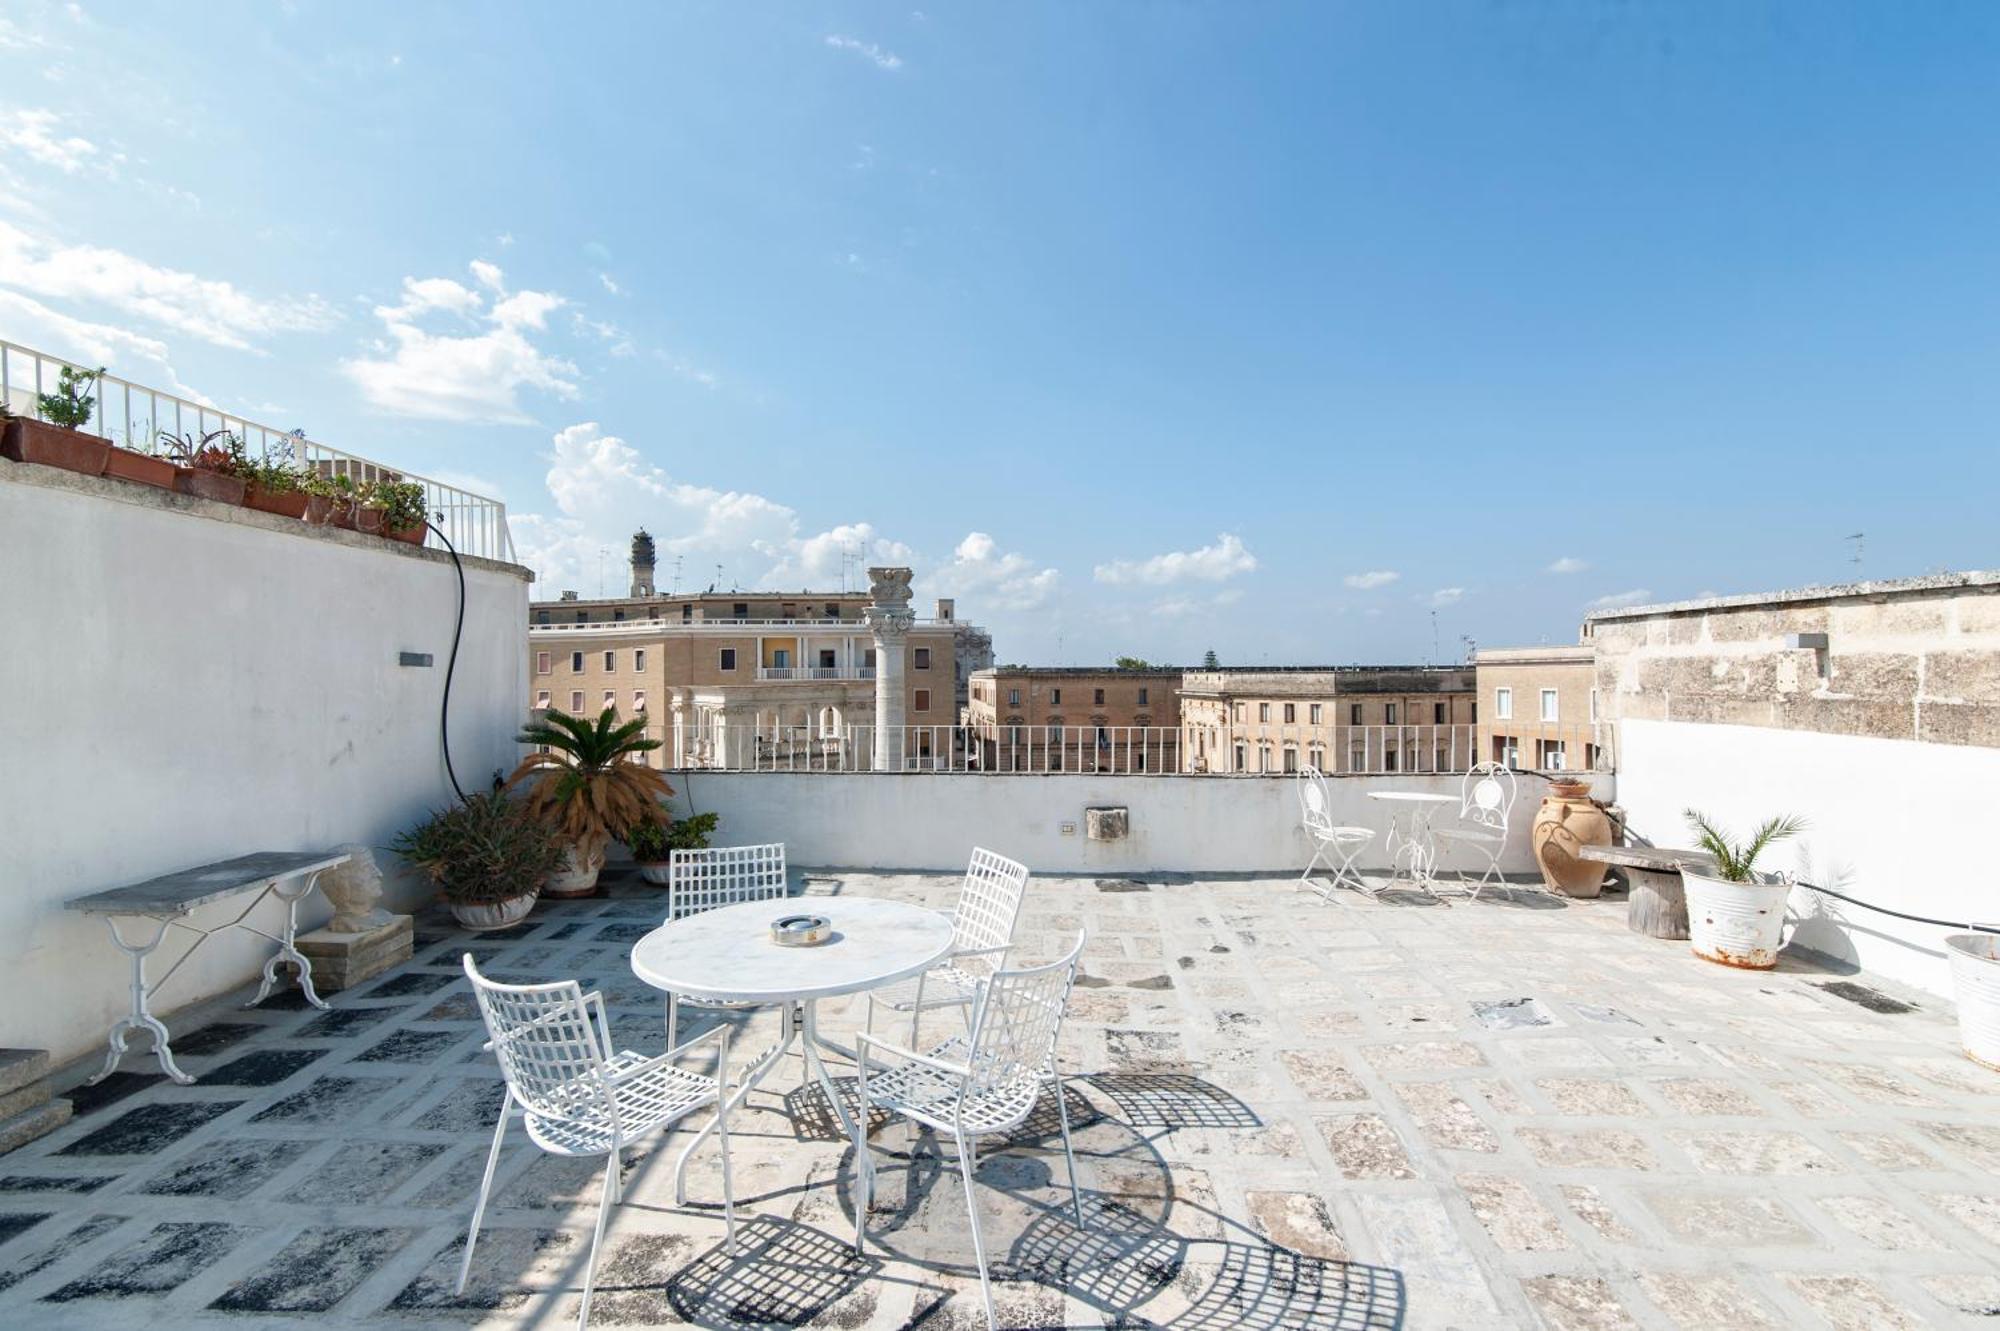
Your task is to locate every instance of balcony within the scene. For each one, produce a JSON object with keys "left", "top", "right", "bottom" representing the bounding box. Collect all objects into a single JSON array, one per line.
[{"left": 755, "top": 665, "right": 877, "bottom": 681}]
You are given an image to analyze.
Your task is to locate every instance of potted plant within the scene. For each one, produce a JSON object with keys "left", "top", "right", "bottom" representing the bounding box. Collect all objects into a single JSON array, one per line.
[
  {"left": 242, "top": 446, "right": 309, "bottom": 519},
  {"left": 2, "top": 365, "right": 113, "bottom": 476},
  {"left": 104, "top": 426, "right": 177, "bottom": 490},
  {"left": 353, "top": 478, "right": 391, "bottom": 535},
  {"left": 1682, "top": 809, "right": 1806, "bottom": 969},
  {"left": 375, "top": 479, "right": 430, "bottom": 545},
  {"left": 305, "top": 471, "right": 361, "bottom": 528},
  {"left": 160, "top": 428, "right": 250, "bottom": 504},
  {"left": 627, "top": 811, "right": 719, "bottom": 885},
  {"left": 509, "top": 707, "right": 673, "bottom": 897},
  {"left": 393, "top": 787, "right": 566, "bottom": 931}
]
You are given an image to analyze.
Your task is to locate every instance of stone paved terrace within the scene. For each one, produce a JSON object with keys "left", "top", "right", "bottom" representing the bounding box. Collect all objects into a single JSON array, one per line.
[{"left": 2, "top": 870, "right": 1997, "bottom": 1330}]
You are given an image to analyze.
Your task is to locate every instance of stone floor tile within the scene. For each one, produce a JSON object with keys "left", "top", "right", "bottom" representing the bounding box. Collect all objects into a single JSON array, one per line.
[
  {"left": 249, "top": 1075, "right": 397, "bottom": 1125},
  {"left": 1920, "top": 1271, "right": 2000, "bottom": 1319},
  {"left": 1276, "top": 1049, "right": 1368, "bottom": 1101},
  {"left": 1537, "top": 1077, "right": 1650, "bottom": 1116},
  {"left": 1925, "top": 1192, "right": 2000, "bottom": 1245},
  {"left": 1634, "top": 1270, "right": 1782, "bottom": 1329},
  {"left": 1457, "top": 1172, "right": 1568, "bottom": 1251},
  {"left": 42, "top": 1220, "right": 250, "bottom": 1302},
  {"left": 135, "top": 1136, "right": 313, "bottom": 1198},
  {"left": 58, "top": 1099, "right": 241, "bottom": 1155},
  {"left": 61, "top": 1070, "right": 166, "bottom": 1119},
  {"left": 1652, "top": 1077, "right": 1761, "bottom": 1116},
  {"left": 1395, "top": 1082, "right": 1499, "bottom": 1152},
  {"left": 1642, "top": 1192, "right": 1812, "bottom": 1246},
  {"left": 1316, "top": 1113, "right": 1416, "bottom": 1179},
  {"left": 1916, "top": 1120, "right": 2000, "bottom": 1172},
  {"left": 1243, "top": 1188, "right": 1348, "bottom": 1259},
  {"left": 211, "top": 1225, "right": 419, "bottom": 1312},
  {"left": 1521, "top": 1274, "right": 1642, "bottom": 1330},
  {"left": 1815, "top": 1192, "right": 1949, "bottom": 1249},
  {"left": 1780, "top": 1273, "right": 1928, "bottom": 1331},
  {"left": 1358, "top": 1039, "right": 1487, "bottom": 1074},
  {"left": 1669, "top": 1129, "right": 1841, "bottom": 1175},
  {"left": 202, "top": 1047, "right": 328, "bottom": 1086},
  {"left": 1517, "top": 1127, "right": 1655, "bottom": 1170},
  {"left": 0, "top": 1214, "right": 124, "bottom": 1293},
  {"left": 299, "top": 1139, "right": 451, "bottom": 1206},
  {"left": 1559, "top": 1184, "right": 1634, "bottom": 1242}
]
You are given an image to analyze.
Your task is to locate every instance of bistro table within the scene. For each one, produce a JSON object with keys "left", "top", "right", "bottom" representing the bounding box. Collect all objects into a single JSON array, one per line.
[
  {"left": 1366, "top": 790, "right": 1460, "bottom": 900},
  {"left": 630, "top": 895, "right": 955, "bottom": 1204}
]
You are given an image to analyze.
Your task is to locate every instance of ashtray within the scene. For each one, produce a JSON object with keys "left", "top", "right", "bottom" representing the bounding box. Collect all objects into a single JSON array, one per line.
[{"left": 770, "top": 913, "right": 832, "bottom": 947}]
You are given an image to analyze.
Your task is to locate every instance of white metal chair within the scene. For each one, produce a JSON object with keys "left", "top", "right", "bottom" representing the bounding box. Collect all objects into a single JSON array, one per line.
[
  {"left": 1298, "top": 765, "right": 1377, "bottom": 899},
  {"left": 851, "top": 932, "right": 1088, "bottom": 1331},
  {"left": 457, "top": 955, "right": 735, "bottom": 1330},
  {"left": 1434, "top": 762, "right": 1517, "bottom": 898},
  {"left": 863, "top": 846, "right": 1029, "bottom": 1043},
  {"left": 662, "top": 842, "right": 788, "bottom": 1047}
]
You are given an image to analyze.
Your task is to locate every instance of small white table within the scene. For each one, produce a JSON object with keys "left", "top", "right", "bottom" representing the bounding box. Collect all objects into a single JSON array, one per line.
[
  {"left": 1366, "top": 791, "right": 1459, "bottom": 900},
  {"left": 630, "top": 896, "right": 954, "bottom": 1202}
]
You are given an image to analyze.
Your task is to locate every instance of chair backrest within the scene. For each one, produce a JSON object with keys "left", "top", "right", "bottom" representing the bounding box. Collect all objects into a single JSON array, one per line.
[
  {"left": 667, "top": 842, "right": 788, "bottom": 919},
  {"left": 1297, "top": 765, "right": 1334, "bottom": 835},
  {"left": 964, "top": 931, "right": 1086, "bottom": 1103},
  {"left": 463, "top": 954, "right": 614, "bottom": 1126},
  {"left": 1460, "top": 762, "right": 1517, "bottom": 830},
  {"left": 952, "top": 847, "right": 1030, "bottom": 958}
]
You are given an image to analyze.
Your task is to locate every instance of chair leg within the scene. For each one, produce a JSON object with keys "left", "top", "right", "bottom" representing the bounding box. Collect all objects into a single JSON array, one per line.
[
  {"left": 456, "top": 1100, "right": 512, "bottom": 1295},
  {"left": 665, "top": 992, "right": 679, "bottom": 1050},
  {"left": 1050, "top": 1067, "right": 1085, "bottom": 1230},
  {"left": 954, "top": 1134, "right": 997, "bottom": 1331},
  {"left": 850, "top": 1106, "right": 873, "bottom": 1256},
  {"left": 716, "top": 1086, "right": 737, "bottom": 1253},
  {"left": 576, "top": 1152, "right": 618, "bottom": 1331}
]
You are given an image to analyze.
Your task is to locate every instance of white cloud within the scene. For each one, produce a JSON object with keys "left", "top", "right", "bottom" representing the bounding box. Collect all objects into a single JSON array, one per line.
[
  {"left": 761, "top": 522, "right": 914, "bottom": 590},
  {"left": 0, "top": 220, "right": 335, "bottom": 351},
  {"left": 925, "top": 532, "right": 1060, "bottom": 611},
  {"left": 1586, "top": 588, "right": 1653, "bottom": 610},
  {"left": 1152, "top": 588, "right": 1243, "bottom": 619},
  {"left": 1422, "top": 587, "right": 1467, "bottom": 608},
  {"left": 597, "top": 272, "right": 622, "bottom": 295},
  {"left": 1342, "top": 569, "right": 1400, "bottom": 590},
  {"left": 0, "top": 107, "right": 98, "bottom": 174},
  {"left": 1547, "top": 556, "right": 1589, "bottom": 575},
  {"left": 0, "top": 287, "right": 213, "bottom": 411},
  {"left": 1094, "top": 533, "right": 1257, "bottom": 586},
  {"left": 824, "top": 33, "right": 903, "bottom": 70},
  {"left": 342, "top": 260, "right": 578, "bottom": 423}
]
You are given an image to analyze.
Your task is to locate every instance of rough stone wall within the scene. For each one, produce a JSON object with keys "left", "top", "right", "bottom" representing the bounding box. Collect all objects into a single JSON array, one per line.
[{"left": 1587, "top": 574, "right": 2000, "bottom": 747}]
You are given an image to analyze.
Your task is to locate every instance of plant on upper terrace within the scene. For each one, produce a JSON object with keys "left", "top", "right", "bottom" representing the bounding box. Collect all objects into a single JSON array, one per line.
[
  {"left": 37, "top": 365, "right": 102, "bottom": 430},
  {"left": 159, "top": 428, "right": 251, "bottom": 476}
]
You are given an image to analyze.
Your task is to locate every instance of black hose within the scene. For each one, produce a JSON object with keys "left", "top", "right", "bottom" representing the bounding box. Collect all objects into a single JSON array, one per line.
[
  {"left": 426, "top": 517, "right": 469, "bottom": 803},
  {"left": 1793, "top": 879, "right": 1998, "bottom": 935}
]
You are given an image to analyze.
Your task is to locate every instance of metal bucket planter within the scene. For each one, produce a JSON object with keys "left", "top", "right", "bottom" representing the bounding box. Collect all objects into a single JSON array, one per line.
[
  {"left": 1945, "top": 934, "right": 2000, "bottom": 1070},
  {"left": 1684, "top": 868, "right": 1790, "bottom": 969},
  {"left": 450, "top": 893, "right": 537, "bottom": 932}
]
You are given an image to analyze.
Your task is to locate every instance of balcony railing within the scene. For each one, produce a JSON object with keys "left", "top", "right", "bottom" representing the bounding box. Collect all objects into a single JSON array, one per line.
[
  {"left": 529, "top": 617, "right": 952, "bottom": 633},
  {"left": 669, "top": 722, "right": 1613, "bottom": 775},
  {"left": 0, "top": 338, "right": 516, "bottom": 564},
  {"left": 756, "top": 666, "right": 876, "bottom": 681}
]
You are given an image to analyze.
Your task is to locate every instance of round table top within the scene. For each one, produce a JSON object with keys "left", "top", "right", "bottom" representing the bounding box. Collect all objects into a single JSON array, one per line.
[
  {"left": 1366, "top": 790, "right": 1458, "bottom": 804},
  {"left": 629, "top": 897, "right": 956, "bottom": 1003}
]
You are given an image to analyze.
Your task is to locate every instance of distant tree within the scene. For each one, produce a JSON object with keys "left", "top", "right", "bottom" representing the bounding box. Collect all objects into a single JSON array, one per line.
[
  {"left": 1202, "top": 649, "right": 1220, "bottom": 669},
  {"left": 1113, "top": 656, "right": 1153, "bottom": 670}
]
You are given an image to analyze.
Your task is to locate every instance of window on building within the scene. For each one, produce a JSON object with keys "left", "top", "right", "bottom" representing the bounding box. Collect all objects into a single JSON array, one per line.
[
  {"left": 820, "top": 649, "right": 837, "bottom": 669},
  {"left": 633, "top": 691, "right": 646, "bottom": 712},
  {"left": 1050, "top": 687, "right": 1062, "bottom": 704},
  {"left": 1434, "top": 701, "right": 1446, "bottom": 724},
  {"left": 1495, "top": 687, "right": 1513, "bottom": 719},
  {"left": 1283, "top": 703, "right": 1296, "bottom": 723},
  {"left": 634, "top": 649, "right": 646, "bottom": 672},
  {"left": 825, "top": 602, "right": 839, "bottom": 618},
  {"left": 1495, "top": 737, "right": 1520, "bottom": 768},
  {"left": 535, "top": 690, "right": 550, "bottom": 709},
  {"left": 681, "top": 604, "right": 692, "bottom": 622},
  {"left": 1385, "top": 703, "right": 1399, "bottom": 725},
  {"left": 1094, "top": 688, "right": 1106, "bottom": 705},
  {"left": 536, "top": 610, "right": 550, "bottom": 624},
  {"left": 613, "top": 609, "right": 625, "bottom": 621},
  {"left": 914, "top": 689, "right": 931, "bottom": 712},
  {"left": 719, "top": 648, "right": 737, "bottom": 671},
  {"left": 536, "top": 651, "right": 551, "bottom": 674},
  {"left": 914, "top": 647, "right": 931, "bottom": 669},
  {"left": 1009, "top": 688, "right": 1022, "bottom": 706},
  {"left": 1309, "top": 703, "right": 1322, "bottom": 725},
  {"left": 603, "top": 650, "right": 615, "bottom": 671},
  {"left": 1234, "top": 743, "right": 1247, "bottom": 770},
  {"left": 1282, "top": 745, "right": 1298, "bottom": 773},
  {"left": 1349, "top": 703, "right": 1363, "bottom": 725},
  {"left": 1233, "top": 702, "right": 1246, "bottom": 723},
  {"left": 1384, "top": 748, "right": 1399, "bottom": 772},
  {"left": 781, "top": 603, "right": 796, "bottom": 618},
  {"left": 575, "top": 610, "right": 587, "bottom": 623},
  {"left": 1539, "top": 738, "right": 1567, "bottom": 770},
  {"left": 732, "top": 602, "right": 748, "bottom": 619},
  {"left": 1138, "top": 687, "right": 1149, "bottom": 705},
  {"left": 1541, "top": 689, "right": 1559, "bottom": 722},
  {"left": 571, "top": 651, "right": 584, "bottom": 672},
  {"left": 603, "top": 690, "right": 616, "bottom": 711},
  {"left": 570, "top": 690, "right": 584, "bottom": 711},
  {"left": 1258, "top": 703, "right": 1271, "bottom": 723}
]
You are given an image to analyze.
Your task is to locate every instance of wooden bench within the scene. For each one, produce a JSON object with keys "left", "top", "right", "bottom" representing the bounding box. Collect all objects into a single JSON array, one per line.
[
  {"left": 65, "top": 851, "right": 349, "bottom": 1085},
  {"left": 1578, "top": 844, "right": 1714, "bottom": 940}
]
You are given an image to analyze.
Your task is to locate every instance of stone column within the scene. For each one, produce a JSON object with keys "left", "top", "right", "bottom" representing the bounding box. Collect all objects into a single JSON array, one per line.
[{"left": 865, "top": 566, "right": 915, "bottom": 771}]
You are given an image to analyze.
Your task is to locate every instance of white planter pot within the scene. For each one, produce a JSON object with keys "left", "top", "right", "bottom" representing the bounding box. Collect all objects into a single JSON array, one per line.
[
  {"left": 451, "top": 893, "right": 537, "bottom": 932},
  {"left": 1684, "top": 869, "right": 1790, "bottom": 970},
  {"left": 637, "top": 861, "right": 671, "bottom": 886},
  {"left": 544, "top": 844, "right": 603, "bottom": 898},
  {"left": 1945, "top": 934, "right": 2000, "bottom": 1070}
]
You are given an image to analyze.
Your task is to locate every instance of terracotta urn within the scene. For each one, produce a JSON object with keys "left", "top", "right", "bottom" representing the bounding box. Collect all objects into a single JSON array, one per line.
[{"left": 1531, "top": 778, "right": 1615, "bottom": 897}]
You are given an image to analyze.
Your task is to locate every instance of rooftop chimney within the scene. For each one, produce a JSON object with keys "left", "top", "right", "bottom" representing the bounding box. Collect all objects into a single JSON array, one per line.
[
  {"left": 936, "top": 598, "right": 955, "bottom": 621},
  {"left": 630, "top": 529, "right": 656, "bottom": 598},
  {"left": 559, "top": 590, "right": 579, "bottom": 601}
]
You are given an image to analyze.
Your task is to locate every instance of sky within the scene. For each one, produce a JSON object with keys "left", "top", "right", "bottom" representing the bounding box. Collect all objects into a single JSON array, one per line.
[{"left": 4, "top": 2, "right": 1998, "bottom": 667}]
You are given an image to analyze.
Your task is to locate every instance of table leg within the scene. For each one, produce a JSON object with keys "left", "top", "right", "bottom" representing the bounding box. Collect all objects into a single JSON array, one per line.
[
  {"left": 91, "top": 916, "right": 195, "bottom": 1086},
  {"left": 249, "top": 871, "right": 330, "bottom": 1010},
  {"left": 674, "top": 1000, "right": 797, "bottom": 1206},
  {"left": 800, "top": 1000, "right": 858, "bottom": 1141}
]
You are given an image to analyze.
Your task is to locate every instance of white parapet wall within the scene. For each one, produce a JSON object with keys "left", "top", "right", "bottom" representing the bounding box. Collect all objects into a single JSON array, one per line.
[
  {"left": 0, "top": 460, "right": 529, "bottom": 1067},
  {"left": 655, "top": 769, "right": 1605, "bottom": 877},
  {"left": 1611, "top": 718, "right": 1996, "bottom": 997}
]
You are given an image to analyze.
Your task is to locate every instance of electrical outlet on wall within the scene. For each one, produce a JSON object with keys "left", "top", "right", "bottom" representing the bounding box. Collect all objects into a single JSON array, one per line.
[{"left": 1059, "top": 821, "right": 1077, "bottom": 837}]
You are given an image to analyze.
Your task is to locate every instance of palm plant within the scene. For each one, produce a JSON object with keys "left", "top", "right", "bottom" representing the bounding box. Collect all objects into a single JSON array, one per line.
[
  {"left": 1684, "top": 809, "right": 1807, "bottom": 883},
  {"left": 509, "top": 708, "right": 672, "bottom": 884}
]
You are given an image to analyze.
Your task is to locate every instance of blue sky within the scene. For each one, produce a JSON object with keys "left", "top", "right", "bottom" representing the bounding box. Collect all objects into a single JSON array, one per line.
[{"left": 5, "top": 2, "right": 1998, "bottom": 665}]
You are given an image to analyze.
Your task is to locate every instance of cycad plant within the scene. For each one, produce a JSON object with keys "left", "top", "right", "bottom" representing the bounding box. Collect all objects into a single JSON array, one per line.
[
  {"left": 509, "top": 708, "right": 673, "bottom": 886},
  {"left": 1683, "top": 809, "right": 1806, "bottom": 883}
]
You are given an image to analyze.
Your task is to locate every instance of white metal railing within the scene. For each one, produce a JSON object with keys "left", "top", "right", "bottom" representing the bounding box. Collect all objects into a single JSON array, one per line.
[
  {"left": 665, "top": 721, "right": 1614, "bottom": 775},
  {"left": 0, "top": 338, "right": 516, "bottom": 563},
  {"left": 529, "top": 616, "right": 951, "bottom": 632},
  {"left": 756, "top": 666, "right": 876, "bottom": 681}
]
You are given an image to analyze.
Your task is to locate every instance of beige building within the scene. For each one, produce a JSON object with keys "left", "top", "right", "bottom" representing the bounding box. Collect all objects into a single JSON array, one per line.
[
  {"left": 965, "top": 667, "right": 1184, "bottom": 771},
  {"left": 1178, "top": 667, "right": 1477, "bottom": 774},
  {"left": 1472, "top": 644, "right": 1602, "bottom": 771},
  {"left": 527, "top": 534, "right": 992, "bottom": 768}
]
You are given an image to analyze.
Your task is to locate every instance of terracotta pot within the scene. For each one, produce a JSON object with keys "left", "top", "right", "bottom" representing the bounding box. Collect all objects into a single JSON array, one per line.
[
  {"left": 103, "top": 445, "right": 177, "bottom": 489},
  {"left": 449, "top": 893, "right": 538, "bottom": 932},
  {"left": 1685, "top": 869, "right": 1791, "bottom": 970},
  {"left": 2, "top": 419, "right": 112, "bottom": 475},
  {"left": 244, "top": 483, "right": 309, "bottom": 519},
  {"left": 330, "top": 498, "right": 359, "bottom": 530},
  {"left": 1530, "top": 781, "right": 1615, "bottom": 897},
  {"left": 355, "top": 505, "right": 389, "bottom": 536},
  {"left": 303, "top": 494, "right": 335, "bottom": 526},
  {"left": 174, "top": 467, "right": 248, "bottom": 505},
  {"left": 390, "top": 523, "right": 427, "bottom": 546},
  {"left": 543, "top": 844, "right": 604, "bottom": 898}
]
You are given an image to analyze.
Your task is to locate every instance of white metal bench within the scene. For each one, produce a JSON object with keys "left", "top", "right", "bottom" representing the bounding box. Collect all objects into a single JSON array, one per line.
[{"left": 65, "top": 850, "right": 350, "bottom": 1085}]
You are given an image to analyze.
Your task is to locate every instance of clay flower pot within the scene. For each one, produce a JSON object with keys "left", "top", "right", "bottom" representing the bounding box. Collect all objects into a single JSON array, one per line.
[
  {"left": 390, "top": 523, "right": 427, "bottom": 546},
  {"left": 355, "top": 505, "right": 389, "bottom": 536},
  {"left": 2, "top": 419, "right": 112, "bottom": 476},
  {"left": 244, "top": 484, "right": 309, "bottom": 519},
  {"left": 103, "top": 445, "right": 177, "bottom": 489},
  {"left": 1530, "top": 779, "right": 1615, "bottom": 898},
  {"left": 174, "top": 467, "right": 248, "bottom": 505}
]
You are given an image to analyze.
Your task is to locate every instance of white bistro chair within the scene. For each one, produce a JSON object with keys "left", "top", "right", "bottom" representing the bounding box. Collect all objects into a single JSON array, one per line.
[
  {"left": 1298, "top": 765, "right": 1377, "bottom": 899},
  {"left": 863, "top": 846, "right": 1029, "bottom": 1043},
  {"left": 458, "top": 955, "right": 735, "bottom": 1330},
  {"left": 662, "top": 842, "right": 789, "bottom": 1047},
  {"left": 1434, "top": 762, "right": 1517, "bottom": 898},
  {"left": 851, "top": 932, "right": 1088, "bottom": 1331}
]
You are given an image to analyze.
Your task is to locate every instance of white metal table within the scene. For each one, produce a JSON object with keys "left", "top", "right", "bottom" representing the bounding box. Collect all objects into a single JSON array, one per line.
[
  {"left": 65, "top": 850, "right": 349, "bottom": 1085},
  {"left": 630, "top": 895, "right": 955, "bottom": 1202},
  {"left": 1366, "top": 791, "right": 1459, "bottom": 900}
]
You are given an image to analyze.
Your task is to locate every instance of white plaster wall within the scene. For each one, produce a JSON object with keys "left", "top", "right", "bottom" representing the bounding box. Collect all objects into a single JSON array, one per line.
[
  {"left": 655, "top": 769, "right": 1601, "bottom": 877},
  {"left": 0, "top": 466, "right": 528, "bottom": 1065},
  {"left": 1613, "top": 718, "right": 1997, "bottom": 996}
]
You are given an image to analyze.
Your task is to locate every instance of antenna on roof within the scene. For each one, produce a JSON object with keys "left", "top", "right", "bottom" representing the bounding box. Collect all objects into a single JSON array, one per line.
[
  {"left": 597, "top": 548, "right": 608, "bottom": 599},
  {"left": 1430, "top": 610, "right": 1439, "bottom": 665},
  {"left": 671, "top": 555, "right": 682, "bottom": 595},
  {"left": 1845, "top": 532, "right": 1864, "bottom": 573}
]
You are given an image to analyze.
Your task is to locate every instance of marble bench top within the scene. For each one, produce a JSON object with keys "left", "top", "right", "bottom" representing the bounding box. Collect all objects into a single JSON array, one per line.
[
  {"left": 1578, "top": 844, "right": 1713, "bottom": 871},
  {"left": 66, "top": 851, "right": 351, "bottom": 916}
]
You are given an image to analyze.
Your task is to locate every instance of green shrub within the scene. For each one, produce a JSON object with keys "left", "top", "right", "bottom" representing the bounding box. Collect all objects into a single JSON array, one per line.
[{"left": 393, "top": 788, "right": 567, "bottom": 905}]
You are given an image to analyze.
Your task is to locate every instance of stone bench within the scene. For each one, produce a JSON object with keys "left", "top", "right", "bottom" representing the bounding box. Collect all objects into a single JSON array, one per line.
[{"left": 1579, "top": 844, "right": 1714, "bottom": 940}]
